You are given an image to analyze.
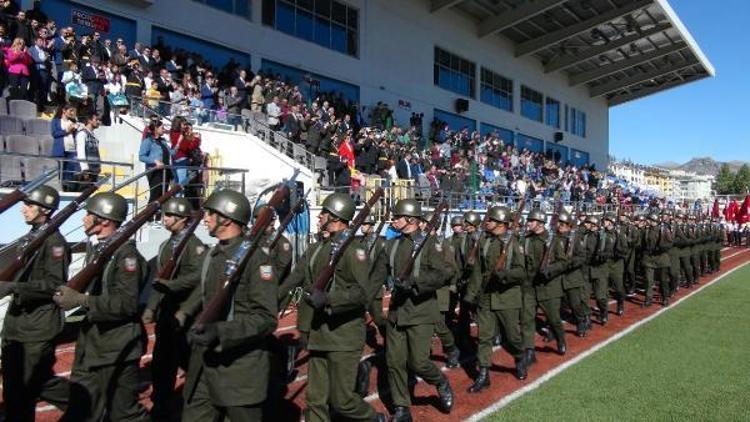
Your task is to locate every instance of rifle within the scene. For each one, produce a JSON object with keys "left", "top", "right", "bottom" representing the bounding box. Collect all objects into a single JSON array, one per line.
[
  {"left": 66, "top": 184, "right": 182, "bottom": 292},
  {"left": 309, "top": 187, "right": 384, "bottom": 293},
  {"left": 540, "top": 200, "right": 563, "bottom": 271},
  {"left": 439, "top": 207, "right": 449, "bottom": 240},
  {"left": 0, "top": 168, "right": 57, "bottom": 215},
  {"left": 268, "top": 189, "right": 309, "bottom": 250},
  {"left": 494, "top": 197, "right": 526, "bottom": 272},
  {"left": 0, "top": 175, "right": 109, "bottom": 281},
  {"left": 193, "top": 183, "right": 291, "bottom": 329},
  {"left": 368, "top": 208, "right": 390, "bottom": 254},
  {"left": 566, "top": 205, "right": 585, "bottom": 259},
  {"left": 466, "top": 211, "right": 491, "bottom": 267},
  {"left": 156, "top": 210, "right": 205, "bottom": 280},
  {"left": 393, "top": 201, "right": 448, "bottom": 286}
]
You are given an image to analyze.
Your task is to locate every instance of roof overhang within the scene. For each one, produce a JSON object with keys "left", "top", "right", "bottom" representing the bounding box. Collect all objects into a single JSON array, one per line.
[{"left": 431, "top": 0, "right": 714, "bottom": 107}]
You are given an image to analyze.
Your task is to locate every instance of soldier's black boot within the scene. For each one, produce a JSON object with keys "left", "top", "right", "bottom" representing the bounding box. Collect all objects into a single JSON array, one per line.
[
  {"left": 662, "top": 296, "right": 670, "bottom": 307},
  {"left": 445, "top": 347, "right": 460, "bottom": 369},
  {"left": 436, "top": 376, "right": 454, "bottom": 412},
  {"left": 375, "top": 413, "right": 387, "bottom": 422},
  {"left": 356, "top": 359, "right": 372, "bottom": 397},
  {"left": 642, "top": 298, "right": 653, "bottom": 308},
  {"left": 390, "top": 406, "right": 412, "bottom": 422},
  {"left": 524, "top": 349, "right": 536, "bottom": 367},
  {"left": 616, "top": 299, "right": 625, "bottom": 316},
  {"left": 467, "top": 367, "right": 491, "bottom": 393},
  {"left": 598, "top": 300, "right": 609, "bottom": 325},
  {"left": 576, "top": 321, "right": 586, "bottom": 338},
  {"left": 515, "top": 357, "right": 527, "bottom": 380},
  {"left": 557, "top": 337, "right": 567, "bottom": 355},
  {"left": 492, "top": 334, "right": 503, "bottom": 346},
  {"left": 284, "top": 343, "right": 299, "bottom": 383}
]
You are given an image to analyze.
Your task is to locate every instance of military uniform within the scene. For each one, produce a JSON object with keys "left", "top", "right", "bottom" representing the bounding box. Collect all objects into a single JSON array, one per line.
[
  {"left": 433, "top": 236, "right": 459, "bottom": 364},
  {"left": 603, "top": 215, "right": 629, "bottom": 317},
  {"left": 181, "top": 235, "right": 278, "bottom": 421},
  {"left": 521, "top": 229, "right": 543, "bottom": 356},
  {"left": 642, "top": 217, "right": 673, "bottom": 306},
  {"left": 564, "top": 226, "right": 592, "bottom": 336},
  {"left": 674, "top": 218, "right": 695, "bottom": 288},
  {"left": 464, "top": 212, "right": 527, "bottom": 391},
  {"left": 2, "top": 201, "right": 70, "bottom": 421},
  {"left": 536, "top": 231, "right": 567, "bottom": 351},
  {"left": 588, "top": 225, "right": 611, "bottom": 324},
  {"left": 364, "top": 233, "right": 388, "bottom": 337},
  {"left": 146, "top": 229, "right": 205, "bottom": 418},
  {"left": 65, "top": 240, "right": 149, "bottom": 422}
]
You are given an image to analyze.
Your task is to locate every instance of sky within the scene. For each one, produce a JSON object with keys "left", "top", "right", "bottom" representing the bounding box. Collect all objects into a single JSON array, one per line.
[{"left": 609, "top": 0, "right": 750, "bottom": 165}]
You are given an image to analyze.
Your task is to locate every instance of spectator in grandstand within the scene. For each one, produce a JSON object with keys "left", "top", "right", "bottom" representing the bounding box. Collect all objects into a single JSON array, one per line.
[
  {"left": 171, "top": 121, "right": 201, "bottom": 188},
  {"left": 250, "top": 74, "right": 263, "bottom": 111},
  {"left": 9, "top": 10, "right": 31, "bottom": 45},
  {"left": 73, "top": 113, "right": 102, "bottom": 186},
  {"left": 50, "top": 104, "right": 81, "bottom": 189},
  {"left": 28, "top": 31, "right": 50, "bottom": 107},
  {"left": 3, "top": 36, "right": 30, "bottom": 99},
  {"left": 139, "top": 120, "right": 172, "bottom": 211},
  {"left": 224, "top": 85, "right": 243, "bottom": 128}
]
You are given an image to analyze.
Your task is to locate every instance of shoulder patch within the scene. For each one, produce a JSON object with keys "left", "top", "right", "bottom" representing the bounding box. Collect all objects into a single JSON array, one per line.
[
  {"left": 196, "top": 245, "right": 206, "bottom": 255},
  {"left": 259, "top": 265, "right": 273, "bottom": 281},
  {"left": 124, "top": 257, "right": 138, "bottom": 272},
  {"left": 283, "top": 242, "right": 290, "bottom": 252},
  {"left": 52, "top": 246, "right": 65, "bottom": 260},
  {"left": 356, "top": 248, "right": 367, "bottom": 262}
]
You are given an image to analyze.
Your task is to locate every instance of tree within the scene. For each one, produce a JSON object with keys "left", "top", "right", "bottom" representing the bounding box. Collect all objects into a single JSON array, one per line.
[
  {"left": 715, "top": 164, "right": 736, "bottom": 194},
  {"left": 733, "top": 164, "right": 750, "bottom": 194}
]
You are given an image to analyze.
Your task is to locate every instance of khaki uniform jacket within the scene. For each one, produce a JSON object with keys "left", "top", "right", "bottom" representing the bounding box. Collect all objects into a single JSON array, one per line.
[
  {"left": 307, "top": 236, "right": 374, "bottom": 352},
  {"left": 565, "top": 230, "right": 593, "bottom": 289},
  {"left": 146, "top": 233, "right": 205, "bottom": 318},
  {"left": 466, "top": 233, "right": 526, "bottom": 310},
  {"left": 386, "top": 234, "right": 450, "bottom": 326},
  {"left": 536, "top": 234, "right": 565, "bottom": 301},
  {"left": 76, "top": 240, "right": 147, "bottom": 369},
  {"left": 184, "top": 235, "right": 278, "bottom": 407},
  {"left": 524, "top": 231, "right": 546, "bottom": 288},
  {"left": 436, "top": 237, "right": 458, "bottom": 312},
  {"left": 4, "top": 228, "right": 69, "bottom": 342}
]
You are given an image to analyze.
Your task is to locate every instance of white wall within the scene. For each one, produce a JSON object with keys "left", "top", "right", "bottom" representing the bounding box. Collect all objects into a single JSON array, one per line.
[{"left": 68, "top": 0, "right": 610, "bottom": 167}]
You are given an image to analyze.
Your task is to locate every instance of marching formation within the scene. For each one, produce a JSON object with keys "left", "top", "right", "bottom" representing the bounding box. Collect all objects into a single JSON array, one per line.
[{"left": 0, "top": 173, "right": 725, "bottom": 422}]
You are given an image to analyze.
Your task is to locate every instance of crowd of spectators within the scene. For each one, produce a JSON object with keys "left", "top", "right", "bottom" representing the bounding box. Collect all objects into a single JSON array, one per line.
[{"left": 2, "top": 0, "right": 644, "bottom": 209}]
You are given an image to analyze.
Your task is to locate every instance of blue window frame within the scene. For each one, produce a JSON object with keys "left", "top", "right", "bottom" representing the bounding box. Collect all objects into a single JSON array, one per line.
[
  {"left": 480, "top": 123, "right": 514, "bottom": 147},
  {"left": 521, "top": 85, "right": 543, "bottom": 122},
  {"left": 569, "top": 107, "right": 587, "bottom": 137},
  {"left": 545, "top": 97, "right": 560, "bottom": 129},
  {"left": 480, "top": 67, "right": 513, "bottom": 112},
  {"left": 261, "top": 59, "right": 360, "bottom": 102},
  {"left": 434, "top": 109, "right": 476, "bottom": 132},
  {"left": 516, "top": 133, "right": 544, "bottom": 153},
  {"left": 263, "top": 0, "right": 359, "bottom": 57},
  {"left": 571, "top": 148, "right": 589, "bottom": 167},
  {"left": 41, "top": 0, "right": 137, "bottom": 47},
  {"left": 152, "top": 27, "right": 251, "bottom": 69},
  {"left": 193, "top": 0, "right": 252, "bottom": 19},
  {"left": 434, "top": 47, "right": 476, "bottom": 98}
]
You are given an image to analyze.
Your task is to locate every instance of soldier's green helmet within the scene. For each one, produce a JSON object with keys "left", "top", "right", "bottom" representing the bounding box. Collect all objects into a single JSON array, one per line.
[
  {"left": 648, "top": 213, "right": 661, "bottom": 223},
  {"left": 464, "top": 211, "right": 481, "bottom": 227},
  {"left": 163, "top": 197, "right": 193, "bottom": 218},
  {"left": 585, "top": 215, "right": 600, "bottom": 226},
  {"left": 487, "top": 206, "right": 510, "bottom": 224},
  {"left": 321, "top": 193, "right": 355, "bottom": 222},
  {"left": 25, "top": 185, "right": 60, "bottom": 210},
  {"left": 203, "top": 189, "right": 251, "bottom": 225},
  {"left": 85, "top": 192, "right": 128, "bottom": 223},
  {"left": 527, "top": 210, "right": 546, "bottom": 223},
  {"left": 557, "top": 212, "right": 573, "bottom": 225},
  {"left": 450, "top": 216, "right": 464, "bottom": 226},
  {"left": 603, "top": 212, "right": 617, "bottom": 223},
  {"left": 393, "top": 199, "right": 421, "bottom": 218}
]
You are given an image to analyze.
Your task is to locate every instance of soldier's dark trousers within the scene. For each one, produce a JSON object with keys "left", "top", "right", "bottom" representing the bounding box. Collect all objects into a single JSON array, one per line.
[
  {"left": 2, "top": 340, "right": 69, "bottom": 422},
  {"left": 608, "top": 259, "right": 626, "bottom": 300},
  {"left": 590, "top": 270, "right": 609, "bottom": 316},
  {"left": 624, "top": 252, "right": 637, "bottom": 292},
  {"left": 563, "top": 286, "right": 588, "bottom": 322},
  {"left": 183, "top": 366, "right": 263, "bottom": 422},
  {"left": 520, "top": 284, "right": 537, "bottom": 350},
  {"left": 386, "top": 322, "right": 445, "bottom": 407},
  {"left": 305, "top": 350, "right": 377, "bottom": 421},
  {"left": 434, "top": 311, "right": 456, "bottom": 352},
  {"left": 690, "top": 252, "right": 701, "bottom": 281},
  {"left": 644, "top": 267, "right": 669, "bottom": 302},
  {"left": 668, "top": 254, "right": 681, "bottom": 293},
  {"left": 65, "top": 359, "right": 148, "bottom": 422},
  {"left": 679, "top": 255, "right": 694, "bottom": 285},
  {"left": 150, "top": 314, "right": 190, "bottom": 417},
  {"left": 476, "top": 296, "right": 522, "bottom": 367},
  {"left": 537, "top": 298, "right": 565, "bottom": 344}
]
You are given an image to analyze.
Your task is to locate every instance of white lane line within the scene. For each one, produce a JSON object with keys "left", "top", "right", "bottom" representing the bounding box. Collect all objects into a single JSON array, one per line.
[{"left": 466, "top": 249, "right": 750, "bottom": 421}]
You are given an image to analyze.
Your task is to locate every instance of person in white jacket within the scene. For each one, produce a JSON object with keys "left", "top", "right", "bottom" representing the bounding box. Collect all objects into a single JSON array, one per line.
[{"left": 266, "top": 96, "right": 281, "bottom": 130}]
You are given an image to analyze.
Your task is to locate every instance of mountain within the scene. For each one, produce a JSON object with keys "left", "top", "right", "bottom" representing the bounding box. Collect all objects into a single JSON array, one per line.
[{"left": 652, "top": 157, "right": 748, "bottom": 176}]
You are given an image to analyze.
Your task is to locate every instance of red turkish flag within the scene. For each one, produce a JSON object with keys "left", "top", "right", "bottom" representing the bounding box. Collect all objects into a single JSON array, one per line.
[
  {"left": 738, "top": 195, "right": 750, "bottom": 225},
  {"left": 712, "top": 199, "right": 720, "bottom": 219}
]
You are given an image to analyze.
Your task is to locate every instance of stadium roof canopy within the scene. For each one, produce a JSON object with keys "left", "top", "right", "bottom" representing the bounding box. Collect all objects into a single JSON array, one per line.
[{"left": 433, "top": 0, "right": 714, "bottom": 106}]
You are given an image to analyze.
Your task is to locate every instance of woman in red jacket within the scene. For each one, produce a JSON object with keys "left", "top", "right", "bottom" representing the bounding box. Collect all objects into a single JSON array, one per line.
[
  {"left": 3, "top": 37, "right": 32, "bottom": 100},
  {"left": 171, "top": 121, "right": 201, "bottom": 189}
]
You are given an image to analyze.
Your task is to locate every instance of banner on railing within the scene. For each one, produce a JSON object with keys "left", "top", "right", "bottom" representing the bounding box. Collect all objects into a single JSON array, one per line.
[{"left": 71, "top": 9, "right": 111, "bottom": 33}]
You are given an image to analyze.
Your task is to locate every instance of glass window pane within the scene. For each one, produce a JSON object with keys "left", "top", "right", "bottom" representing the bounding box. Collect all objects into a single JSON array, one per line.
[
  {"left": 331, "top": 23, "right": 346, "bottom": 52},
  {"left": 206, "top": 0, "right": 233, "bottom": 13},
  {"left": 296, "top": 10, "right": 314, "bottom": 41},
  {"left": 347, "top": 7, "right": 358, "bottom": 29},
  {"left": 298, "top": 0, "right": 313, "bottom": 11},
  {"left": 314, "top": 16, "right": 330, "bottom": 47},
  {"left": 332, "top": 1, "right": 347, "bottom": 24},
  {"left": 262, "top": 0, "right": 276, "bottom": 25},
  {"left": 315, "top": 0, "right": 331, "bottom": 16},
  {"left": 235, "top": 0, "right": 251, "bottom": 18},
  {"left": 347, "top": 29, "right": 357, "bottom": 56},
  {"left": 277, "top": 1, "right": 295, "bottom": 34}
]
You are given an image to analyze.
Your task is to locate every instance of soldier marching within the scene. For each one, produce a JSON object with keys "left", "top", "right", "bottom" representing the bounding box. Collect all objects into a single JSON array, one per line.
[{"left": 0, "top": 179, "right": 726, "bottom": 421}]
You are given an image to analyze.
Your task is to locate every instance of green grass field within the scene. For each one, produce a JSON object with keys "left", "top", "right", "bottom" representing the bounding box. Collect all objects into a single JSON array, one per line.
[{"left": 491, "top": 263, "right": 750, "bottom": 421}]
